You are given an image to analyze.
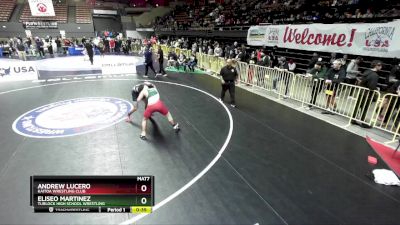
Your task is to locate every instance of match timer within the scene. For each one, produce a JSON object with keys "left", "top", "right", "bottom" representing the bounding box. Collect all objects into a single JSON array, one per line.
[{"left": 30, "top": 176, "right": 154, "bottom": 213}]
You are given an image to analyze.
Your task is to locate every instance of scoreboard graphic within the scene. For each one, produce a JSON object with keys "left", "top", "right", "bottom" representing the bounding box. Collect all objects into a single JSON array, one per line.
[{"left": 30, "top": 176, "right": 154, "bottom": 213}]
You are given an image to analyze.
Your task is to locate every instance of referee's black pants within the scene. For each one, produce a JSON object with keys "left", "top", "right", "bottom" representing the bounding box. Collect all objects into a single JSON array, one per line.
[
  {"left": 221, "top": 81, "right": 235, "bottom": 104},
  {"left": 145, "top": 62, "right": 156, "bottom": 75},
  {"left": 158, "top": 60, "right": 166, "bottom": 74}
]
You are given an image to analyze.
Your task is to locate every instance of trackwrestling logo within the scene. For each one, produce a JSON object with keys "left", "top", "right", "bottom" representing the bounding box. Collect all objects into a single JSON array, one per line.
[{"left": 12, "top": 97, "right": 133, "bottom": 138}]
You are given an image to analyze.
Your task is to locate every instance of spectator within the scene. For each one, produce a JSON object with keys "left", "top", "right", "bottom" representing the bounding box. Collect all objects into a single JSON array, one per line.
[
  {"left": 273, "top": 57, "right": 290, "bottom": 97},
  {"left": 98, "top": 41, "right": 105, "bottom": 57},
  {"left": 35, "top": 37, "right": 45, "bottom": 58},
  {"left": 214, "top": 44, "right": 223, "bottom": 57},
  {"left": 257, "top": 51, "right": 270, "bottom": 67},
  {"left": 346, "top": 56, "right": 363, "bottom": 85},
  {"left": 46, "top": 39, "right": 54, "bottom": 57},
  {"left": 323, "top": 60, "right": 346, "bottom": 113},
  {"left": 270, "top": 51, "right": 279, "bottom": 68},
  {"left": 308, "top": 52, "right": 319, "bottom": 69},
  {"left": 55, "top": 37, "right": 62, "bottom": 54},
  {"left": 229, "top": 48, "right": 236, "bottom": 59},
  {"left": 329, "top": 52, "right": 337, "bottom": 64},
  {"left": 187, "top": 54, "right": 198, "bottom": 72},
  {"left": 306, "top": 62, "right": 327, "bottom": 110},
  {"left": 288, "top": 59, "right": 296, "bottom": 72},
  {"left": 389, "top": 58, "right": 400, "bottom": 81},
  {"left": 109, "top": 38, "right": 115, "bottom": 53},
  {"left": 351, "top": 60, "right": 382, "bottom": 128},
  {"left": 224, "top": 45, "right": 230, "bottom": 59},
  {"left": 177, "top": 53, "right": 187, "bottom": 70},
  {"left": 16, "top": 39, "right": 26, "bottom": 61},
  {"left": 363, "top": 8, "right": 374, "bottom": 18},
  {"left": 103, "top": 38, "right": 109, "bottom": 53},
  {"left": 379, "top": 80, "right": 400, "bottom": 125},
  {"left": 235, "top": 48, "right": 245, "bottom": 62},
  {"left": 207, "top": 46, "right": 214, "bottom": 55},
  {"left": 191, "top": 42, "right": 198, "bottom": 54},
  {"left": 277, "top": 57, "right": 289, "bottom": 70},
  {"left": 167, "top": 50, "right": 178, "bottom": 68}
]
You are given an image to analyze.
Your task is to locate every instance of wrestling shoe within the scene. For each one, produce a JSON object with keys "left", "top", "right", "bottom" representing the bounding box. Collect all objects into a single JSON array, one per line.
[
  {"left": 173, "top": 123, "right": 181, "bottom": 133},
  {"left": 140, "top": 135, "right": 147, "bottom": 140},
  {"left": 143, "top": 75, "right": 149, "bottom": 78}
]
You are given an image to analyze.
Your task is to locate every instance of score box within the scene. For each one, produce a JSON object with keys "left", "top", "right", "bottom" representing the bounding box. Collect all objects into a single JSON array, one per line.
[{"left": 30, "top": 176, "right": 154, "bottom": 213}]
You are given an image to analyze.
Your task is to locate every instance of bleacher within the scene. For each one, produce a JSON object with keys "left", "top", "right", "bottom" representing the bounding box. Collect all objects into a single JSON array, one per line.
[
  {"left": 76, "top": 4, "right": 92, "bottom": 24},
  {"left": 0, "top": 0, "right": 16, "bottom": 22},
  {"left": 19, "top": 3, "right": 68, "bottom": 23}
]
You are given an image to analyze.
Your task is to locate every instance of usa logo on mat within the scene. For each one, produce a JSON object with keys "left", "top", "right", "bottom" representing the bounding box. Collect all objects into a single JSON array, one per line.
[{"left": 12, "top": 97, "right": 133, "bottom": 138}]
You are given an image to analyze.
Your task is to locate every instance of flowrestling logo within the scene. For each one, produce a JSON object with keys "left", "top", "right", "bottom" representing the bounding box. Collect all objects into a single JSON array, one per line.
[{"left": 12, "top": 97, "right": 133, "bottom": 138}]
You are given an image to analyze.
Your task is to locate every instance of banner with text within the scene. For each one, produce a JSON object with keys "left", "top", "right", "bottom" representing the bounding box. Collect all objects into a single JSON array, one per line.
[
  {"left": 23, "top": 21, "right": 58, "bottom": 29},
  {"left": 28, "top": 0, "right": 55, "bottom": 17},
  {"left": 247, "top": 20, "right": 400, "bottom": 58},
  {"left": 0, "top": 61, "right": 38, "bottom": 82}
]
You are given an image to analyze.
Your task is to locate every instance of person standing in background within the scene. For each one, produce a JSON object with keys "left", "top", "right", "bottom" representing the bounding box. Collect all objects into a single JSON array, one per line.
[
  {"left": 81, "top": 36, "right": 86, "bottom": 45},
  {"left": 55, "top": 37, "right": 62, "bottom": 55},
  {"left": 103, "top": 38, "right": 109, "bottom": 53},
  {"left": 16, "top": 39, "right": 27, "bottom": 61},
  {"left": 346, "top": 56, "right": 363, "bottom": 85},
  {"left": 346, "top": 56, "right": 363, "bottom": 98},
  {"left": 329, "top": 52, "right": 337, "bottom": 64},
  {"left": 323, "top": 60, "right": 346, "bottom": 113},
  {"left": 308, "top": 52, "right": 319, "bottom": 69},
  {"left": 351, "top": 60, "right": 382, "bottom": 128},
  {"left": 84, "top": 40, "right": 94, "bottom": 65},
  {"left": 219, "top": 59, "right": 239, "bottom": 108},
  {"left": 47, "top": 38, "right": 54, "bottom": 57},
  {"left": 288, "top": 59, "right": 296, "bottom": 73},
  {"left": 127, "top": 38, "right": 132, "bottom": 53},
  {"left": 305, "top": 62, "right": 327, "bottom": 110},
  {"left": 109, "top": 38, "right": 115, "bottom": 53},
  {"left": 157, "top": 46, "right": 167, "bottom": 77},
  {"left": 98, "top": 40, "right": 105, "bottom": 57},
  {"left": 35, "top": 37, "right": 45, "bottom": 58},
  {"left": 388, "top": 58, "right": 400, "bottom": 82}
]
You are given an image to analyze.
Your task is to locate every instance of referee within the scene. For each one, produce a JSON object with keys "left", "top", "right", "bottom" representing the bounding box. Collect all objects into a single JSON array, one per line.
[
  {"left": 157, "top": 46, "right": 167, "bottom": 76},
  {"left": 219, "top": 59, "right": 239, "bottom": 108}
]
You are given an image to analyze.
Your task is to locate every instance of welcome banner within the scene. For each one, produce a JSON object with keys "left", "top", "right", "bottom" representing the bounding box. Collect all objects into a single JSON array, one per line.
[
  {"left": 247, "top": 20, "right": 400, "bottom": 58},
  {"left": 28, "top": 0, "right": 55, "bottom": 17}
]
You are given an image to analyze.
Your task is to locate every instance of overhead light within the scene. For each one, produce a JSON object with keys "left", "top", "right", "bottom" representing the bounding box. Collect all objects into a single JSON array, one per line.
[
  {"left": 156, "top": 4, "right": 159, "bottom": 7},
  {"left": 77, "top": 27, "right": 81, "bottom": 29},
  {"left": 2, "top": 25, "right": 6, "bottom": 28}
]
